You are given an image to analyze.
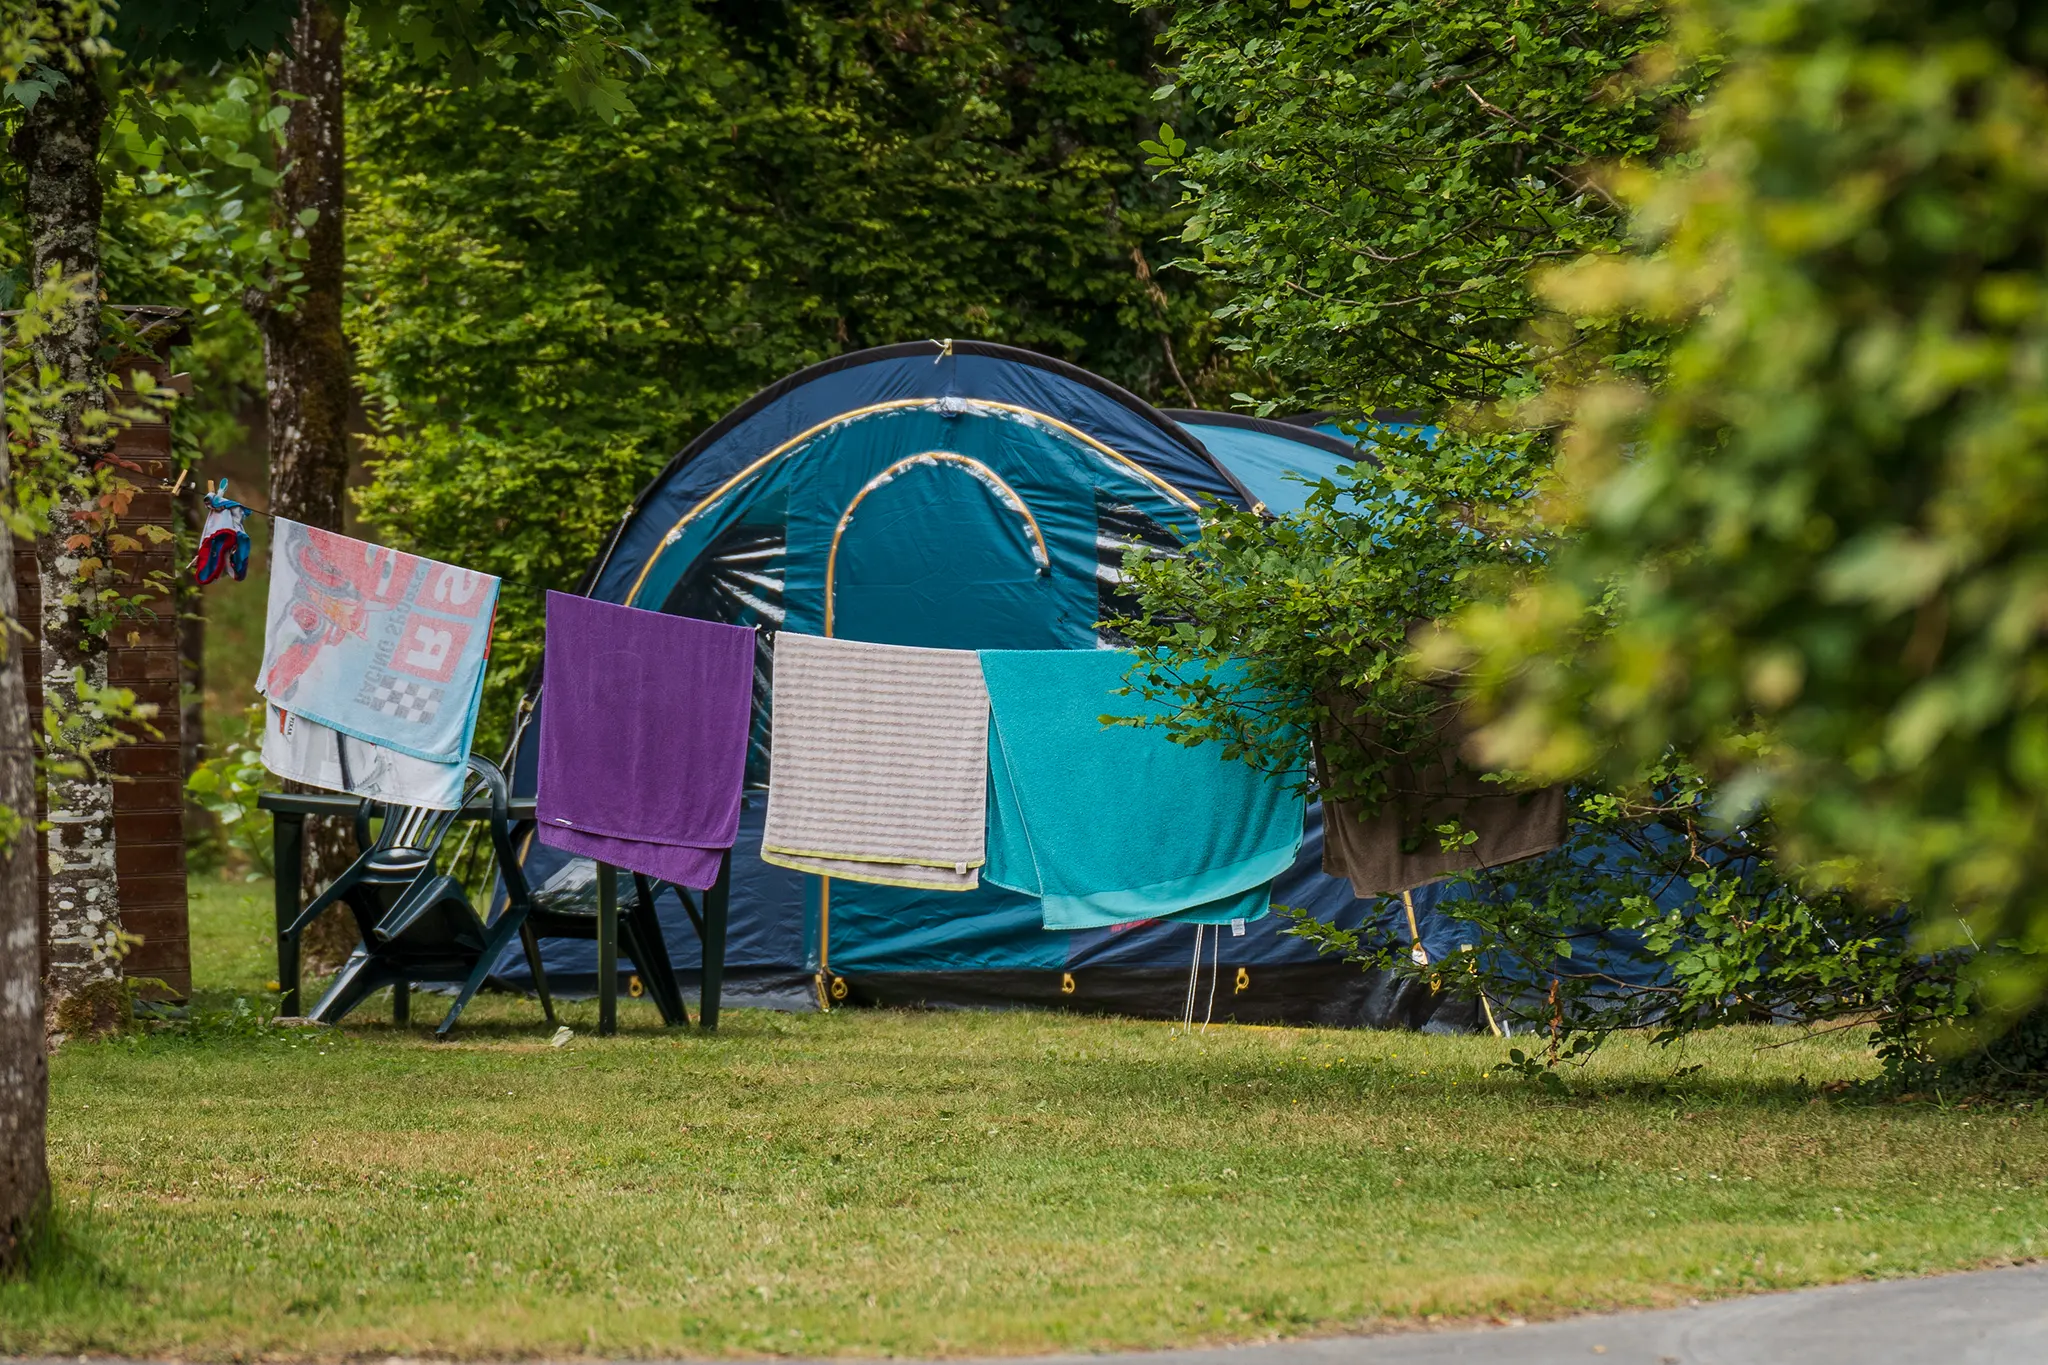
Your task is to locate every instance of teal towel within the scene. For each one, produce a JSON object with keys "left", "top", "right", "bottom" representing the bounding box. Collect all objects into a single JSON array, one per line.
[{"left": 979, "top": 648, "right": 1304, "bottom": 929}]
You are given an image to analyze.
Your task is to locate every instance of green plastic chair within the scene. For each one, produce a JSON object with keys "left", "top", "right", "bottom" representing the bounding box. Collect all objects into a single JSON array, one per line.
[{"left": 296, "top": 755, "right": 555, "bottom": 1036}]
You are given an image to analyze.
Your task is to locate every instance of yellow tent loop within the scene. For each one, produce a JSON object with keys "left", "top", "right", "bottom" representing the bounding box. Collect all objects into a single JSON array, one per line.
[
  {"left": 1061, "top": 972, "right": 1076, "bottom": 995},
  {"left": 1234, "top": 966, "right": 1250, "bottom": 994},
  {"left": 623, "top": 397, "right": 1198, "bottom": 607},
  {"left": 822, "top": 452, "right": 1048, "bottom": 637}
]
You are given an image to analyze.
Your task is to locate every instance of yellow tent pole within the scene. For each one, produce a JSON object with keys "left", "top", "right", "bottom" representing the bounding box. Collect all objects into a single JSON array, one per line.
[
  {"left": 816, "top": 876, "right": 833, "bottom": 1010},
  {"left": 1401, "top": 888, "right": 1430, "bottom": 966}
]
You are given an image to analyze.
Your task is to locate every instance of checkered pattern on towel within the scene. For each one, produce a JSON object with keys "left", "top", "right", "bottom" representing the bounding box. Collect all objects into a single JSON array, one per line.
[{"left": 356, "top": 673, "right": 444, "bottom": 725}]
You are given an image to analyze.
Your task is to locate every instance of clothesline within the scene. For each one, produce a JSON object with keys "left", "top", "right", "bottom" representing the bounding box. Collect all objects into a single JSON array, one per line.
[
  {"left": 196, "top": 485, "right": 557, "bottom": 597},
  {"left": 243, "top": 516, "right": 1570, "bottom": 956},
  {"left": 537, "top": 594, "right": 1306, "bottom": 926}
]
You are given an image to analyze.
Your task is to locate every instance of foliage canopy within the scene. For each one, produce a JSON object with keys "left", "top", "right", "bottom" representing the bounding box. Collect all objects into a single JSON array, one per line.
[
  {"left": 1144, "top": 0, "right": 1705, "bottom": 416},
  {"left": 1452, "top": 0, "right": 2048, "bottom": 1009},
  {"left": 349, "top": 0, "right": 1239, "bottom": 744}
]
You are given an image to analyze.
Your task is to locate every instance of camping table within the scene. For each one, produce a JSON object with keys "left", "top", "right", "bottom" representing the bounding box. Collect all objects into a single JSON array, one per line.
[{"left": 261, "top": 793, "right": 729, "bottom": 1034}]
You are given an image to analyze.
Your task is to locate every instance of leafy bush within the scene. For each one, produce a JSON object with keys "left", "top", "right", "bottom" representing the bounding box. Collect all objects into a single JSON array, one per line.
[
  {"left": 1111, "top": 440, "right": 1986, "bottom": 1086},
  {"left": 183, "top": 703, "right": 270, "bottom": 880},
  {"left": 1111, "top": 427, "right": 1549, "bottom": 805},
  {"left": 1287, "top": 760, "right": 1976, "bottom": 1085},
  {"left": 1448, "top": 0, "right": 2048, "bottom": 1016}
]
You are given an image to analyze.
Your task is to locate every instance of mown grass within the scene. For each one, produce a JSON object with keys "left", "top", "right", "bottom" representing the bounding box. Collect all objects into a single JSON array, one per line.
[{"left": 3, "top": 874, "right": 2044, "bottom": 1360}]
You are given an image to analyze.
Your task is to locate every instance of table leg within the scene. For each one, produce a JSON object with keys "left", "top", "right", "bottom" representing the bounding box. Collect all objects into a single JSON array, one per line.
[
  {"left": 274, "top": 812, "right": 304, "bottom": 1017},
  {"left": 701, "top": 848, "right": 730, "bottom": 1032},
  {"left": 597, "top": 861, "right": 618, "bottom": 1037}
]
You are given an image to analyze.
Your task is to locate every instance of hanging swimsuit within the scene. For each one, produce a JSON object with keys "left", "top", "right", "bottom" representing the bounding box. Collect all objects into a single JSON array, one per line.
[{"left": 191, "top": 487, "right": 252, "bottom": 585}]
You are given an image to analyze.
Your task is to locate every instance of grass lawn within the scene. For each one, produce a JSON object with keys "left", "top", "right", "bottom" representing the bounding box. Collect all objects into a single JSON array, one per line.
[{"left": 2, "top": 874, "right": 2043, "bottom": 1360}]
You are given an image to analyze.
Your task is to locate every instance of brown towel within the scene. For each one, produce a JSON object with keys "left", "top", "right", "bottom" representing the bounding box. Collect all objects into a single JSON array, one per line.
[{"left": 1317, "top": 690, "right": 1568, "bottom": 897}]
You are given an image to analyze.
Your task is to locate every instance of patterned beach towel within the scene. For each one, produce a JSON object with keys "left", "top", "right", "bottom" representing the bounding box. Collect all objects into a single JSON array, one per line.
[
  {"left": 261, "top": 703, "right": 468, "bottom": 811},
  {"left": 761, "top": 633, "right": 990, "bottom": 891},
  {"left": 257, "top": 519, "right": 499, "bottom": 764}
]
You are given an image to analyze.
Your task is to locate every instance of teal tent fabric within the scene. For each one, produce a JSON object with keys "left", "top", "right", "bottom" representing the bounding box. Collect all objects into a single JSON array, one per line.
[
  {"left": 1190, "top": 424, "right": 1353, "bottom": 518},
  {"left": 979, "top": 648, "right": 1304, "bottom": 929},
  {"left": 630, "top": 402, "right": 1190, "bottom": 631}
]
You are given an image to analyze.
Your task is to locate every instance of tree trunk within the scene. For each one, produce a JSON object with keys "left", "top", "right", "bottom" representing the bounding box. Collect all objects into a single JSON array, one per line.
[
  {"left": 0, "top": 334, "right": 51, "bottom": 1273},
  {"left": 253, "top": 0, "right": 359, "bottom": 950},
  {"left": 20, "top": 44, "right": 126, "bottom": 1044},
  {"left": 256, "top": 0, "right": 350, "bottom": 535}
]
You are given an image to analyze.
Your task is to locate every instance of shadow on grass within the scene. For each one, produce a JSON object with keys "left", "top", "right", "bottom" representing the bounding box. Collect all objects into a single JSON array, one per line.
[
  {"left": 173, "top": 979, "right": 759, "bottom": 1045},
  {"left": 0, "top": 1197, "right": 131, "bottom": 1333}
]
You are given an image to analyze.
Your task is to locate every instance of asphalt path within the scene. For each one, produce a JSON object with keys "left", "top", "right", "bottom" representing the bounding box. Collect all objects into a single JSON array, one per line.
[{"left": 972, "top": 1263, "right": 2048, "bottom": 1365}]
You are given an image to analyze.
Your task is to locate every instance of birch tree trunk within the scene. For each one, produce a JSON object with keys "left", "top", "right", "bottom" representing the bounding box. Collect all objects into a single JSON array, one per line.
[
  {"left": 20, "top": 44, "right": 126, "bottom": 1043},
  {"left": 0, "top": 332, "right": 51, "bottom": 1273},
  {"left": 252, "top": 0, "right": 360, "bottom": 951}
]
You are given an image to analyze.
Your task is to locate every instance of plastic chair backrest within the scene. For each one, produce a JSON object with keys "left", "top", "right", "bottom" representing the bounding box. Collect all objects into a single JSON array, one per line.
[{"left": 362, "top": 758, "right": 500, "bottom": 880}]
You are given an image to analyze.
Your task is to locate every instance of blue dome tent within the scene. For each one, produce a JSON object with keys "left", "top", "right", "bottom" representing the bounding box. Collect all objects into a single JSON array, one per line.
[{"left": 493, "top": 342, "right": 1480, "bottom": 1030}]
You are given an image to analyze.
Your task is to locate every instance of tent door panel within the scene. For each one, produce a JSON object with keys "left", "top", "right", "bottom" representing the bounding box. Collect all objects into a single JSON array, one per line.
[{"left": 824, "top": 453, "right": 1071, "bottom": 649}]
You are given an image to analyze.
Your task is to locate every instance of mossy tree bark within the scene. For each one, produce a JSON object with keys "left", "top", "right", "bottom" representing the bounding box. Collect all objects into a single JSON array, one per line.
[
  {"left": 249, "top": 1, "right": 359, "bottom": 959},
  {"left": 254, "top": 0, "right": 349, "bottom": 536},
  {"left": 0, "top": 341, "right": 50, "bottom": 1272},
  {"left": 18, "top": 31, "right": 126, "bottom": 1044}
]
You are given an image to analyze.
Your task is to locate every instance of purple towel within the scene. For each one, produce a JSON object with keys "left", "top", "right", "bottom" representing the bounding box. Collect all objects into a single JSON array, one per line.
[{"left": 535, "top": 592, "right": 756, "bottom": 889}]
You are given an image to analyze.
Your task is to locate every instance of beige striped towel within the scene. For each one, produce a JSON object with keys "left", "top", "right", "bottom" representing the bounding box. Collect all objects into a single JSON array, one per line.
[{"left": 761, "top": 633, "right": 989, "bottom": 891}]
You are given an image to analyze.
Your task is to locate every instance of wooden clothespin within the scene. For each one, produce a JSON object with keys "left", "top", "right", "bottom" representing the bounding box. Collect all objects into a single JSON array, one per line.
[{"left": 167, "top": 468, "right": 189, "bottom": 495}]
